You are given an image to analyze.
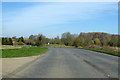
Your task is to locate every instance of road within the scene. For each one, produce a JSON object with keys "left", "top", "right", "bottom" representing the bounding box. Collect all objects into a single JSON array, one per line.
[{"left": 6, "top": 47, "right": 118, "bottom": 78}]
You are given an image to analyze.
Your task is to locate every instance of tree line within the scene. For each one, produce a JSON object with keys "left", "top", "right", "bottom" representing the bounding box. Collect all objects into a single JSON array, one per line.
[
  {"left": 61, "top": 32, "right": 119, "bottom": 47},
  {"left": 1, "top": 32, "right": 119, "bottom": 48},
  {"left": 24, "top": 32, "right": 119, "bottom": 48},
  {"left": 2, "top": 36, "right": 24, "bottom": 45}
]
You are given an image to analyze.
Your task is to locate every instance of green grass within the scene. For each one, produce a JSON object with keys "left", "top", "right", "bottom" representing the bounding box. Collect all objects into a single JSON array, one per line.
[
  {"left": 44, "top": 44, "right": 65, "bottom": 47},
  {"left": 2, "top": 46, "right": 48, "bottom": 58},
  {"left": 82, "top": 48, "right": 120, "bottom": 56}
]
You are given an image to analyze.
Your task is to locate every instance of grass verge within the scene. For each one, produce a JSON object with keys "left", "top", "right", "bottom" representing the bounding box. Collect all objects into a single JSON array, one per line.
[
  {"left": 2, "top": 46, "right": 48, "bottom": 58},
  {"left": 43, "top": 44, "right": 74, "bottom": 48},
  {"left": 81, "top": 47, "right": 120, "bottom": 57},
  {"left": 44, "top": 44, "right": 65, "bottom": 47}
]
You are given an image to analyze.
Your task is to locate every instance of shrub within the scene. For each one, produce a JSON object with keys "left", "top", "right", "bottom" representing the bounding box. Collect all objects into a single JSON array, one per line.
[{"left": 17, "top": 42, "right": 24, "bottom": 45}]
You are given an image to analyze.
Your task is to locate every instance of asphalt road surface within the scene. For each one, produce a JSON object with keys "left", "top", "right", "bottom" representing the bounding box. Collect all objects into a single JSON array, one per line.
[{"left": 6, "top": 47, "right": 118, "bottom": 78}]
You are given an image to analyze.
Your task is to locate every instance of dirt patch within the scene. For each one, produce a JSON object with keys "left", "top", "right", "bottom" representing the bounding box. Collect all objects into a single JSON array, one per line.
[{"left": 2, "top": 54, "right": 45, "bottom": 77}]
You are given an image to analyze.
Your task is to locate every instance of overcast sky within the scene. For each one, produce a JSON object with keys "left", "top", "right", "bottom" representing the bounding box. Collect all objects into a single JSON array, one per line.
[{"left": 2, "top": 2, "right": 118, "bottom": 38}]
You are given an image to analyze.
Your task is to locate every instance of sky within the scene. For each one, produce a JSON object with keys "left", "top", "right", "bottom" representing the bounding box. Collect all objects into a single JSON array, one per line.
[{"left": 2, "top": 2, "right": 118, "bottom": 38}]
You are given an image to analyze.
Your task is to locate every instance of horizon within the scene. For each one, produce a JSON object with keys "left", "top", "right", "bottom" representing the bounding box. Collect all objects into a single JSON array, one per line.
[
  {"left": 1, "top": 32, "right": 119, "bottom": 39},
  {"left": 2, "top": 2, "right": 118, "bottom": 38}
]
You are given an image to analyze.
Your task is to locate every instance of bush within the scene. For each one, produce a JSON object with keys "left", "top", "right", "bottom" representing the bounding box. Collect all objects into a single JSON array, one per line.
[
  {"left": 17, "top": 42, "right": 24, "bottom": 45},
  {"left": 2, "top": 38, "right": 13, "bottom": 45}
]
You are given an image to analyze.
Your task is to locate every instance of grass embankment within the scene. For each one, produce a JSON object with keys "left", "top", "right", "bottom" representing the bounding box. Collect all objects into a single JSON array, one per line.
[
  {"left": 81, "top": 47, "right": 120, "bottom": 56},
  {"left": 2, "top": 46, "right": 48, "bottom": 58}
]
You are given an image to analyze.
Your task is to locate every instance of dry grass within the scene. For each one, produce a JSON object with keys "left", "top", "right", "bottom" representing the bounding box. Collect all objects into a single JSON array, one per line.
[
  {"left": 87, "top": 45, "right": 120, "bottom": 51},
  {"left": 1, "top": 45, "right": 22, "bottom": 49}
]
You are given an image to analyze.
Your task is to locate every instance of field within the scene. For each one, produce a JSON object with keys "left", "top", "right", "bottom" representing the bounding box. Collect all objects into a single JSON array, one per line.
[
  {"left": 43, "top": 44, "right": 74, "bottom": 48},
  {"left": 2, "top": 46, "right": 48, "bottom": 58},
  {"left": 44, "top": 44, "right": 65, "bottom": 47}
]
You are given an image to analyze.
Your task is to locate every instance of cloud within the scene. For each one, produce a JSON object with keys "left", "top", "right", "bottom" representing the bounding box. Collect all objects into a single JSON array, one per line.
[{"left": 2, "top": 2, "right": 117, "bottom": 37}]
